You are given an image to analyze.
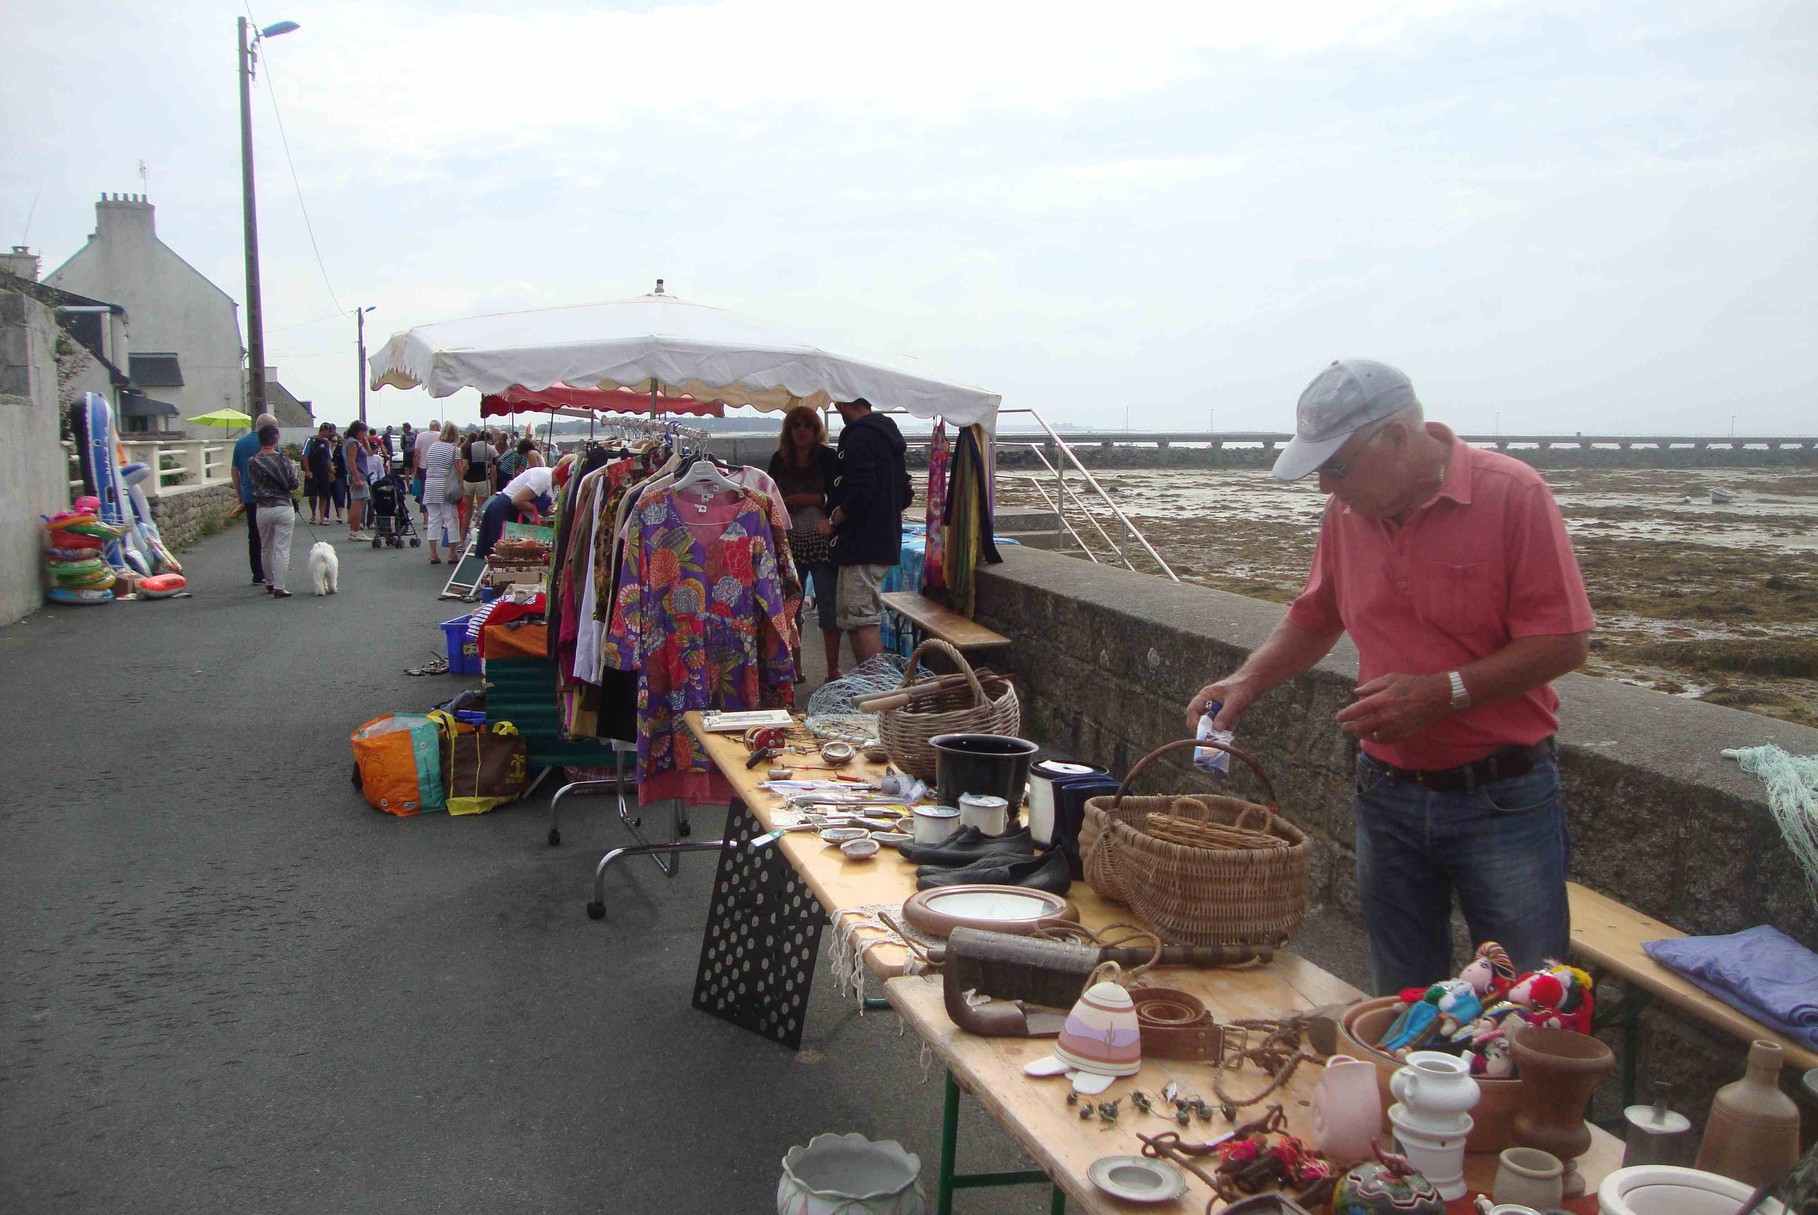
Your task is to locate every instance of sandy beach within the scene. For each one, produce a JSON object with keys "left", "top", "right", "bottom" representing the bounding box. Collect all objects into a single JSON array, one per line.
[{"left": 999, "top": 466, "right": 1818, "bottom": 728}]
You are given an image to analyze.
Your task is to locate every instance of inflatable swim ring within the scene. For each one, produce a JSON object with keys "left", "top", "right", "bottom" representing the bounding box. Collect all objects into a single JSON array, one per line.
[
  {"left": 46, "top": 532, "right": 104, "bottom": 552},
  {"left": 57, "top": 569, "right": 117, "bottom": 590},
  {"left": 45, "top": 555, "right": 106, "bottom": 574},
  {"left": 46, "top": 586, "right": 114, "bottom": 605},
  {"left": 138, "top": 574, "right": 188, "bottom": 598}
]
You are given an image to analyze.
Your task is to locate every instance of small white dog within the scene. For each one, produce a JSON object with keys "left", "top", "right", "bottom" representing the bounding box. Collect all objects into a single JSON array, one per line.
[{"left": 308, "top": 541, "right": 340, "bottom": 596}]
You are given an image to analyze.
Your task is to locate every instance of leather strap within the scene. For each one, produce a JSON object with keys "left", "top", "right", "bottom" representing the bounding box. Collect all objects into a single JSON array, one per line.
[{"left": 1132, "top": 987, "right": 1222, "bottom": 1061}]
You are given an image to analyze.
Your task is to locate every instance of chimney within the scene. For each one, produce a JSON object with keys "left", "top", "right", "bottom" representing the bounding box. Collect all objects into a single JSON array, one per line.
[
  {"left": 1, "top": 245, "right": 39, "bottom": 282},
  {"left": 95, "top": 192, "right": 156, "bottom": 246}
]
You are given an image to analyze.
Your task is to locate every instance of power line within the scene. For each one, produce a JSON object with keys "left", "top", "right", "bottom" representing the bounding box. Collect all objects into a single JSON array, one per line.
[
  {"left": 245, "top": 1, "right": 347, "bottom": 318},
  {"left": 267, "top": 311, "right": 348, "bottom": 335}
]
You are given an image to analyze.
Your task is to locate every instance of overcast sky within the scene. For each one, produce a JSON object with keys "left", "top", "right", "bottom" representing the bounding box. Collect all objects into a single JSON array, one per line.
[{"left": 6, "top": 0, "right": 1814, "bottom": 435}]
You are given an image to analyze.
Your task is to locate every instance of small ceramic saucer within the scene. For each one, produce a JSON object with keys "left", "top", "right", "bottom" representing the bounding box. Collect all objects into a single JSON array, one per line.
[
  {"left": 819, "top": 827, "right": 868, "bottom": 844},
  {"left": 840, "top": 837, "right": 880, "bottom": 860},
  {"left": 1087, "top": 1155, "right": 1185, "bottom": 1204}
]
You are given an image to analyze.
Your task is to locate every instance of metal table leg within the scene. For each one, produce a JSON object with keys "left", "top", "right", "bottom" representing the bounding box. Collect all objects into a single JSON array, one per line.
[
  {"left": 689, "top": 799, "right": 826, "bottom": 1050},
  {"left": 585, "top": 835, "right": 727, "bottom": 920},
  {"left": 549, "top": 749, "right": 646, "bottom": 846},
  {"left": 935, "top": 1069, "right": 1058, "bottom": 1214}
]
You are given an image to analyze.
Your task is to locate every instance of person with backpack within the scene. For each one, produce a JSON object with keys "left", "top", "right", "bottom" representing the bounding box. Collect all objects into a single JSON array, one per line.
[{"left": 302, "top": 421, "right": 335, "bottom": 525}]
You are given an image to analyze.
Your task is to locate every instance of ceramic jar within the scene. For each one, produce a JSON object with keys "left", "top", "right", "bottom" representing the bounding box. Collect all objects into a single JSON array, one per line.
[
  {"left": 1695, "top": 1039, "right": 1800, "bottom": 1188},
  {"left": 1509, "top": 1026, "right": 1615, "bottom": 1198},
  {"left": 1493, "top": 1147, "right": 1565, "bottom": 1210},
  {"left": 778, "top": 1132, "right": 924, "bottom": 1215},
  {"left": 1310, "top": 1056, "right": 1385, "bottom": 1165},
  {"left": 1391, "top": 1051, "right": 1481, "bottom": 1129}
]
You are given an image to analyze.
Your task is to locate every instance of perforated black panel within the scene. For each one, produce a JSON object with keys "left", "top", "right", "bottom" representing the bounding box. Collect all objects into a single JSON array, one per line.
[{"left": 691, "top": 800, "right": 823, "bottom": 1050}]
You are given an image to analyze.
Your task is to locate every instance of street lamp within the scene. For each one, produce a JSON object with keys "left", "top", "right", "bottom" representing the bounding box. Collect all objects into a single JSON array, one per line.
[
  {"left": 237, "top": 16, "right": 299, "bottom": 416},
  {"left": 356, "top": 306, "right": 377, "bottom": 425}
]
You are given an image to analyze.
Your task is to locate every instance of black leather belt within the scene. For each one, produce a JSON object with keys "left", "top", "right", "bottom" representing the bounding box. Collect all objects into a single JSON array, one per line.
[{"left": 1368, "top": 738, "right": 1555, "bottom": 793}]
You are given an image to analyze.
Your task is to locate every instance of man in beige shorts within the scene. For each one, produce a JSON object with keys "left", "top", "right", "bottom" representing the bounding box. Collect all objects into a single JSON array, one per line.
[{"left": 828, "top": 397, "right": 913, "bottom": 664}]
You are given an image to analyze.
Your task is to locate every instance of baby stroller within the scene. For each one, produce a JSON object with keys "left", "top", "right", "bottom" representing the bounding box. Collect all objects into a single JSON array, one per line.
[{"left": 369, "top": 471, "right": 421, "bottom": 549}]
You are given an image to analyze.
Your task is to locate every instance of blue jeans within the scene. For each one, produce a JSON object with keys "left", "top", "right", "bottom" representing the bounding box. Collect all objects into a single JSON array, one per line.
[{"left": 1354, "top": 747, "right": 1570, "bottom": 996}]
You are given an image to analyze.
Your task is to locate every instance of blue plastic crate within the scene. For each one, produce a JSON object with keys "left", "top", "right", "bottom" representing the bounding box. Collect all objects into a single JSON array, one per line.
[{"left": 439, "top": 615, "right": 482, "bottom": 675}]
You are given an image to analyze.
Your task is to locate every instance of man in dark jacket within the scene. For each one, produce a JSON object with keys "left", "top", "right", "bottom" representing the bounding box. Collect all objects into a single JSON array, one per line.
[{"left": 829, "top": 397, "right": 912, "bottom": 663}]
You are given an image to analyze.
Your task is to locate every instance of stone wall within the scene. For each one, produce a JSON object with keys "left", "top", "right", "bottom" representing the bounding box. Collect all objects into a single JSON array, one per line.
[
  {"left": 0, "top": 290, "right": 74, "bottom": 626},
  {"left": 972, "top": 546, "right": 1818, "bottom": 1113},
  {"left": 149, "top": 483, "right": 237, "bottom": 551}
]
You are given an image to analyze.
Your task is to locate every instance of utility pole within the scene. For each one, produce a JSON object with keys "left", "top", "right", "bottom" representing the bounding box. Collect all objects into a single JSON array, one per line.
[
  {"left": 356, "top": 305, "right": 375, "bottom": 425},
  {"left": 238, "top": 16, "right": 266, "bottom": 416},
  {"left": 236, "top": 16, "right": 297, "bottom": 418}
]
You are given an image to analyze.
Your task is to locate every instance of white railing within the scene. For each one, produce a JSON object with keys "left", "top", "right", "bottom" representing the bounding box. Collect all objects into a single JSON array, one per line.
[{"left": 62, "top": 438, "right": 236, "bottom": 498}]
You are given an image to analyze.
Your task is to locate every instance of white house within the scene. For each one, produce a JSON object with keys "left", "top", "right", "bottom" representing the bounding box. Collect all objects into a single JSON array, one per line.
[{"left": 46, "top": 194, "right": 244, "bottom": 437}]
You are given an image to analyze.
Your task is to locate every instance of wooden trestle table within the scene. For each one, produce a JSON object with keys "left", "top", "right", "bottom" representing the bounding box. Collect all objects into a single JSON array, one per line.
[{"left": 669, "top": 713, "right": 1620, "bottom": 1214}]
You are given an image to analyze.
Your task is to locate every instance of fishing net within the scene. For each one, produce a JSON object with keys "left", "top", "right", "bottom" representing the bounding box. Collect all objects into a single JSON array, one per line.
[
  {"left": 1723, "top": 744, "right": 1818, "bottom": 907},
  {"left": 804, "top": 653, "right": 917, "bottom": 744}
]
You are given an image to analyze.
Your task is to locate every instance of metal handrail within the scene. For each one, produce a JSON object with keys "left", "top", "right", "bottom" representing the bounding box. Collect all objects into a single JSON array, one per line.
[
  {"left": 1020, "top": 443, "right": 1131, "bottom": 566},
  {"left": 999, "top": 408, "right": 1179, "bottom": 581},
  {"left": 1001, "top": 472, "right": 1096, "bottom": 558}
]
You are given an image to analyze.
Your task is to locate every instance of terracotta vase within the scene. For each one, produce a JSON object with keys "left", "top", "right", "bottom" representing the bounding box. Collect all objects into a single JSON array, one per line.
[
  {"left": 1311, "top": 1056, "right": 1385, "bottom": 1165},
  {"left": 1508, "top": 1027, "right": 1615, "bottom": 1198},
  {"left": 1694, "top": 1039, "right": 1800, "bottom": 1188}
]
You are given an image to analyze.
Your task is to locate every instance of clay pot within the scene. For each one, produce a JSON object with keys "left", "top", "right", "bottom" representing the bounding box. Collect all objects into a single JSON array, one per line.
[
  {"left": 1493, "top": 1147, "right": 1565, "bottom": 1210},
  {"left": 1336, "top": 996, "right": 1524, "bottom": 1153},
  {"left": 1508, "top": 1026, "right": 1615, "bottom": 1198}
]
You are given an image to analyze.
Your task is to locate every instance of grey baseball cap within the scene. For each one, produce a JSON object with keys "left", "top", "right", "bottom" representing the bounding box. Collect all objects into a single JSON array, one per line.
[{"left": 1273, "top": 358, "right": 1416, "bottom": 481}]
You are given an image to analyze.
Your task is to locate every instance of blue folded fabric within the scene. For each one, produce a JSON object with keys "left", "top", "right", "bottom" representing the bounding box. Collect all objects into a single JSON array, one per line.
[{"left": 1643, "top": 926, "right": 1818, "bottom": 1048}]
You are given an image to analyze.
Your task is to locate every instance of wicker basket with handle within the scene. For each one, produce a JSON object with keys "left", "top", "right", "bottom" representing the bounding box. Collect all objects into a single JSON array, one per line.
[
  {"left": 876, "top": 638, "right": 1021, "bottom": 782},
  {"left": 1084, "top": 738, "right": 1309, "bottom": 947}
]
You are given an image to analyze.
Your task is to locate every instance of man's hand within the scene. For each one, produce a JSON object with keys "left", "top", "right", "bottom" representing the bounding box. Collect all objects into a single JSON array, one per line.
[
  {"left": 815, "top": 518, "right": 833, "bottom": 536},
  {"left": 1336, "top": 672, "right": 1451, "bottom": 745},
  {"left": 829, "top": 507, "right": 846, "bottom": 527},
  {"left": 1185, "top": 678, "right": 1255, "bottom": 732}
]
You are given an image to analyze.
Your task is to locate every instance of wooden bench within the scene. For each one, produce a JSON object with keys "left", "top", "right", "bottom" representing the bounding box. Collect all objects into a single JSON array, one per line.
[
  {"left": 1567, "top": 882, "right": 1818, "bottom": 1110},
  {"left": 879, "top": 591, "right": 1010, "bottom": 653}
]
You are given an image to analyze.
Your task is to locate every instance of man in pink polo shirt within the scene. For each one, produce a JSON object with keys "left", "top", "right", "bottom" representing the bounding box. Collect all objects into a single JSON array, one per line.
[{"left": 1186, "top": 359, "right": 1594, "bottom": 995}]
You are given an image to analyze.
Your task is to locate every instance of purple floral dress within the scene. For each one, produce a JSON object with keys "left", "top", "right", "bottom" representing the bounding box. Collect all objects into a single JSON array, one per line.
[{"left": 602, "top": 486, "right": 796, "bottom": 805}]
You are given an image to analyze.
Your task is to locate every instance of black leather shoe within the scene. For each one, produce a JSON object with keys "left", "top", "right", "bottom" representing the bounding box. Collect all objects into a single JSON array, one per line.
[
  {"left": 915, "top": 847, "right": 1072, "bottom": 894},
  {"left": 897, "top": 825, "right": 1032, "bottom": 866}
]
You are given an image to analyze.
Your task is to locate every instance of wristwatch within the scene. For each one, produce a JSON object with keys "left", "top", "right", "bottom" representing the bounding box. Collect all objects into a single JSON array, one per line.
[{"left": 1447, "top": 670, "right": 1471, "bottom": 712}]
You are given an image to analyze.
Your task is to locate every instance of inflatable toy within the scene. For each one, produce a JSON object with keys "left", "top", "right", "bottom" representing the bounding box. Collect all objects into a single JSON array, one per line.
[
  {"left": 46, "top": 586, "right": 114, "bottom": 605},
  {"left": 138, "top": 573, "right": 188, "bottom": 599}
]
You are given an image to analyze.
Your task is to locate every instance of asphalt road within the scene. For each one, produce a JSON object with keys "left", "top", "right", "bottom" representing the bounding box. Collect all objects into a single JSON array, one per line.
[{"left": 0, "top": 520, "right": 1367, "bottom": 1213}]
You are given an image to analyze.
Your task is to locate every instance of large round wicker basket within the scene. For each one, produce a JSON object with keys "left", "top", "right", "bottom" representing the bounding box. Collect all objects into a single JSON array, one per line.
[
  {"left": 1083, "top": 739, "right": 1309, "bottom": 948},
  {"left": 876, "top": 639, "right": 1021, "bottom": 782}
]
